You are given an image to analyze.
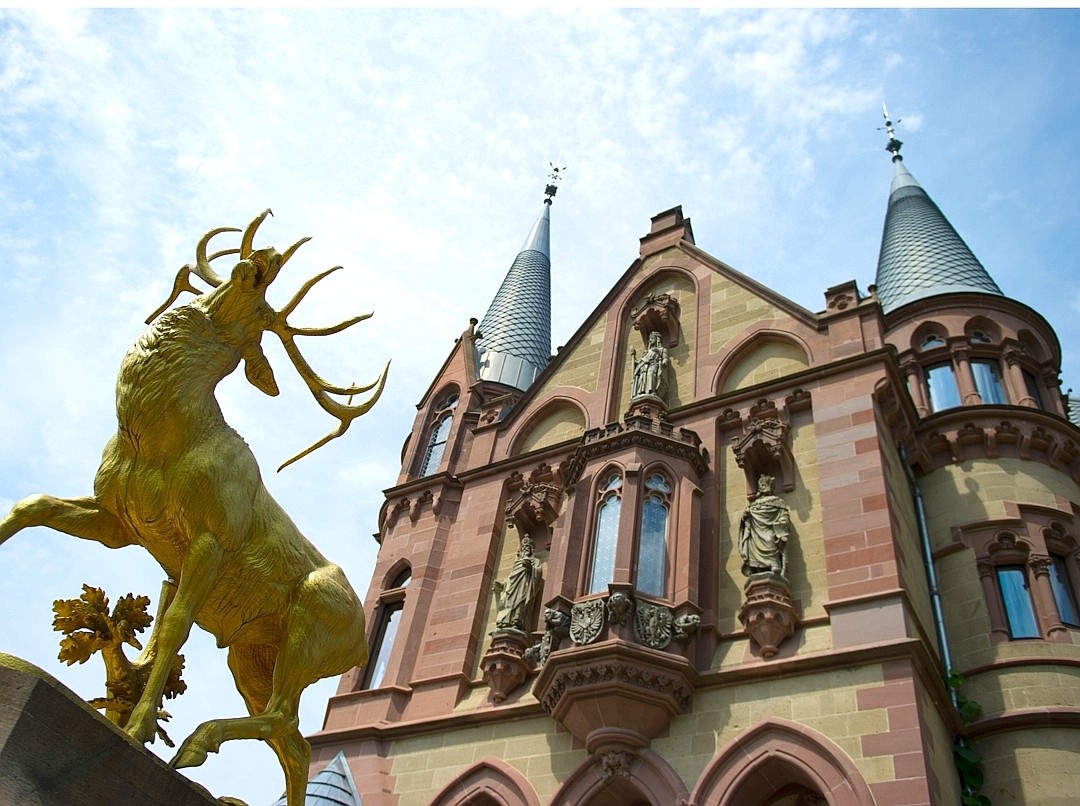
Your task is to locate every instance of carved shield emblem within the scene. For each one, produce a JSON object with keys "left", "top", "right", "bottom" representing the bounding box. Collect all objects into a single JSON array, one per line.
[
  {"left": 634, "top": 600, "right": 673, "bottom": 649},
  {"left": 570, "top": 599, "right": 606, "bottom": 645}
]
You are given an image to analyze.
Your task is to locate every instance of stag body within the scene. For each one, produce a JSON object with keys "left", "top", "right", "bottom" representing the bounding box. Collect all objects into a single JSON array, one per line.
[{"left": 0, "top": 214, "right": 386, "bottom": 806}]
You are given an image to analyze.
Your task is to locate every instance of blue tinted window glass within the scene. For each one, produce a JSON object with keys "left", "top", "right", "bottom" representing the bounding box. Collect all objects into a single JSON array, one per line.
[
  {"left": 972, "top": 360, "right": 1007, "bottom": 405},
  {"left": 1051, "top": 557, "right": 1080, "bottom": 628},
  {"left": 926, "top": 363, "right": 961, "bottom": 412},
  {"left": 636, "top": 494, "right": 669, "bottom": 597},
  {"left": 997, "top": 567, "right": 1040, "bottom": 639}
]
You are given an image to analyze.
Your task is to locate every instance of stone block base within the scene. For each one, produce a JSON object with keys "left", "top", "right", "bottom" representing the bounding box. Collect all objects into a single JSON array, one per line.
[{"left": 0, "top": 652, "right": 219, "bottom": 806}]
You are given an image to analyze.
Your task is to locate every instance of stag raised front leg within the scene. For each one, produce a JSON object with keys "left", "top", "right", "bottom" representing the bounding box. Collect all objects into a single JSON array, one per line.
[{"left": 0, "top": 493, "right": 134, "bottom": 549}]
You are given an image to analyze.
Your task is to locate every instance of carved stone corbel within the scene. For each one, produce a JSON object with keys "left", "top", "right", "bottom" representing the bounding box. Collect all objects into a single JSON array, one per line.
[
  {"left": 738, "top": 575, "right": 798, "bottom": 659},
  {"left": 482, "top": 629, "right": 532, "bottom": 704}
]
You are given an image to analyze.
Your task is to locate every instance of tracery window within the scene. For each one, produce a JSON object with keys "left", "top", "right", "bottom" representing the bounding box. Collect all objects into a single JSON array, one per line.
[
  {"left": 587, "top": 474, "right": 623, "bottom": 594},
  {"left": 635, "top": 473, "right": 672, "bottom": 597},
  {"left": 419, "top": 391, "right": 459, "bottom": 476},
  {"left": 364, "top": 568, "right": 411, "bottom": 689},
  {"left": 920, "top": 333, "right": 946, "bottom": 351}
]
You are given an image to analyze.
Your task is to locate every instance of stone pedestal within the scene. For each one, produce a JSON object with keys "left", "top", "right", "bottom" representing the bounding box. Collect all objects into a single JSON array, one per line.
[
  {"left": 481, "top": 629, "right": 532, "bottom": 703},
  {"left": 738, "top": 575, "right": 798, "bottom": 659},
  {"left": 0, "top": 652, "right": 220, "bottom": 806}
]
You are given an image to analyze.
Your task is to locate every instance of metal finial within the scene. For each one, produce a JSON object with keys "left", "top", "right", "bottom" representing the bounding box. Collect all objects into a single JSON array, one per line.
[
  {"left": 545, "top": 163, "right": 566, "bottom": 203},
  {"left": 879, "top": 101, "right": 903, "bottom": 162}
]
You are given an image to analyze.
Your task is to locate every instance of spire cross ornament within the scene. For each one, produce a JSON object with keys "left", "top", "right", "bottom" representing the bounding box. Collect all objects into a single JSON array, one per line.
[{"left": 880, "top": 101, "right": 903, "bottom": 161}]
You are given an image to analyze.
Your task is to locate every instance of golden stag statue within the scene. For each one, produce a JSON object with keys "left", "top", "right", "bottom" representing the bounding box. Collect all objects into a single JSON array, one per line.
[{"left": 0, "top": 211, "right": 387, "bottom": 805}]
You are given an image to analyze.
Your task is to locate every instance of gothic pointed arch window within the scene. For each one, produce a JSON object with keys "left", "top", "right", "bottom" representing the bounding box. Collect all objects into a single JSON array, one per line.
[
  {"left": 636, "top": 471, "right": 672, "bottom": 597},
  {"left": 419, "top": 390, "right": 460, "bottom": 477},
  {"left": 587, "top": 472, "right": 623, "bottom": 594}
]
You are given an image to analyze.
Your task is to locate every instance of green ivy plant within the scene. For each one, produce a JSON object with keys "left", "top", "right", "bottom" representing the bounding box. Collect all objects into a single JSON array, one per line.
[{"left": 948, "top": 672, "right": 990, "bottom": 806}]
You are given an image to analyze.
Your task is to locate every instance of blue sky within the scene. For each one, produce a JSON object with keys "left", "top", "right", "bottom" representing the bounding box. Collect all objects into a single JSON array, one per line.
[{"left": 1, "top": 8, "right": 1078, "bottom": 804}]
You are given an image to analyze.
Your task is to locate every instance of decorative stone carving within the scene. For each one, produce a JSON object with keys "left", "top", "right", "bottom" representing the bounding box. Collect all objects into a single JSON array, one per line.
[
  {"left": 631, "top": 331, "right": 670, "bottom": 401},
  {"left": 493, "top": 534, "right": 543, "bottom": 632},
  {"left": 673, "top": 613, "right": 701, "bottom": 642},
  {"left": 481, "top": 629, "right": 532, "bottom": 703},
  {"left": 564, "top": 411, "right": 708, "bottom": 486},
  {"left": 532, "top": 640, "right": 698, "bottom": 753},
  {"left": 731, "top": 418, "right": 795, "bottom": 494},
  {"left": 526, "top": 607, "right": 570, "bottom": 668},
  {"left": 738, "top": 576, "right": 798, "bottom": 659},
  {"left": 633, "top": 600, "right": 673, "bottom": 650},
  {"left": 607, "top": 591, "right": 633, "bottom": 625},
  {"left": 570, "top": 599, "right": 606, "bottom": 645},
  {"left": 505, "top": 462, "right": 566, "bottom": 532},
  {"left": 599, "top": 751, "right": 633, "bottom": 780},
  {"left": 738, "top": 474, "right": 791, "bottom": 578},
  {"left": 631, "top": 292, "right": 681, "bottom": 348}
]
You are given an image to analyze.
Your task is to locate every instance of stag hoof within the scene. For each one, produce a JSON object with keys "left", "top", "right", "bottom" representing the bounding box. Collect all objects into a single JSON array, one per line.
[{"left": 170, "top": 724, "right": 221, "bottom": 769}]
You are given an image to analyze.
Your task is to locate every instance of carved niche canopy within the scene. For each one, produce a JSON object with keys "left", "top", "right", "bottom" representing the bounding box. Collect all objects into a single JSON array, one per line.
[
  {"left": 724, "top": 391, "right": 809, "bottom": 495},
  {"left": 504, "top": 462, "right": 567, "bottom": 534},
  {"left": 631, "top": 292, "right": 681, "bottom": 349}
]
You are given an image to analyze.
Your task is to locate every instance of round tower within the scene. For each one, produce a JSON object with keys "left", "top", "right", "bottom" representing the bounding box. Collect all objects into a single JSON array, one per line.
[{"left": 875, "top": 106, "right": 1080, "bottom": 803}]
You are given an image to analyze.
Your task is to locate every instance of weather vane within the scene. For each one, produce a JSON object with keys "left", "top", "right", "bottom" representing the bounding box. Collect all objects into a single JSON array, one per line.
[
  {"left": 545, "top": 162, "right": 566, "bottom": 201},
  {"left": 879, "top": 101, "right": 903, "bottom": 161}
]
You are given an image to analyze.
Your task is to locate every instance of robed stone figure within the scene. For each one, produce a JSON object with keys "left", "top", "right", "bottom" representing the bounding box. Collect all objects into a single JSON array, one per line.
[
  {"left": 738, "top": 474, "right": 790, "bottom": 578},
  {"left": 494, "top": 535, "right": 543, "bottom": 632}
]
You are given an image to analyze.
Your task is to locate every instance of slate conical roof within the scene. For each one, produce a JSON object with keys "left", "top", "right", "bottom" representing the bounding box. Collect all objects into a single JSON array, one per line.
[
  {"left": 873, "top": 115, "right": 1003, "bottom": 314},
  {"left": 269, "top": 750, "right": 362, "bottom": 806},
  {"left": 474, "top": 192, "right": 553, "bottom": 390}
]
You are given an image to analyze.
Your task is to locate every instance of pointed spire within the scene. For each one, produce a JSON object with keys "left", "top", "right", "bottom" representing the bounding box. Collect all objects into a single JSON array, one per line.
[
  {"left": 474, "top": 172, "right": 562, "bottom": 390},
  {"left": 873, "top": 106, "right": 1003, "bottom": 314},
  {"left": 269, "top": 750, "right": 361, "bottom": 806}
]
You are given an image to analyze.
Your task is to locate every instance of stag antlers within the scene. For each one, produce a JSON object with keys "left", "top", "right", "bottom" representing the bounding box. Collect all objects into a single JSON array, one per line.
[{"left": 146, "top": 210, "right": 389, "bottom": 470}]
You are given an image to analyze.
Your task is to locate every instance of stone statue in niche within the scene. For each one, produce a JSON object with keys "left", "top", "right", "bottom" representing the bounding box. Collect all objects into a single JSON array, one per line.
[
  {"left": 631, "top": 330, "right": 669, "bottom": 400},
  {"left": 738, "top": 474, "right": 791, "bottom": 578},
  {"left": 493, "top": 535, "right": 543, "bottom": 632}
]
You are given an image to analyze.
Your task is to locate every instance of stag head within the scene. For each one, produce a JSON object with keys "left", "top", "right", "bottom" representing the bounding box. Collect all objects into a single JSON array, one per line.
[{"left": 147, "top": 209, "right": 390, "bottom": 470}]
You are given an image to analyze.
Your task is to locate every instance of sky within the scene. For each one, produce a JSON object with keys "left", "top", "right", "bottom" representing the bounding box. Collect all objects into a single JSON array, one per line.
[{"left": 1, "top": 8, "right": 1078, "bottom": 805}]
